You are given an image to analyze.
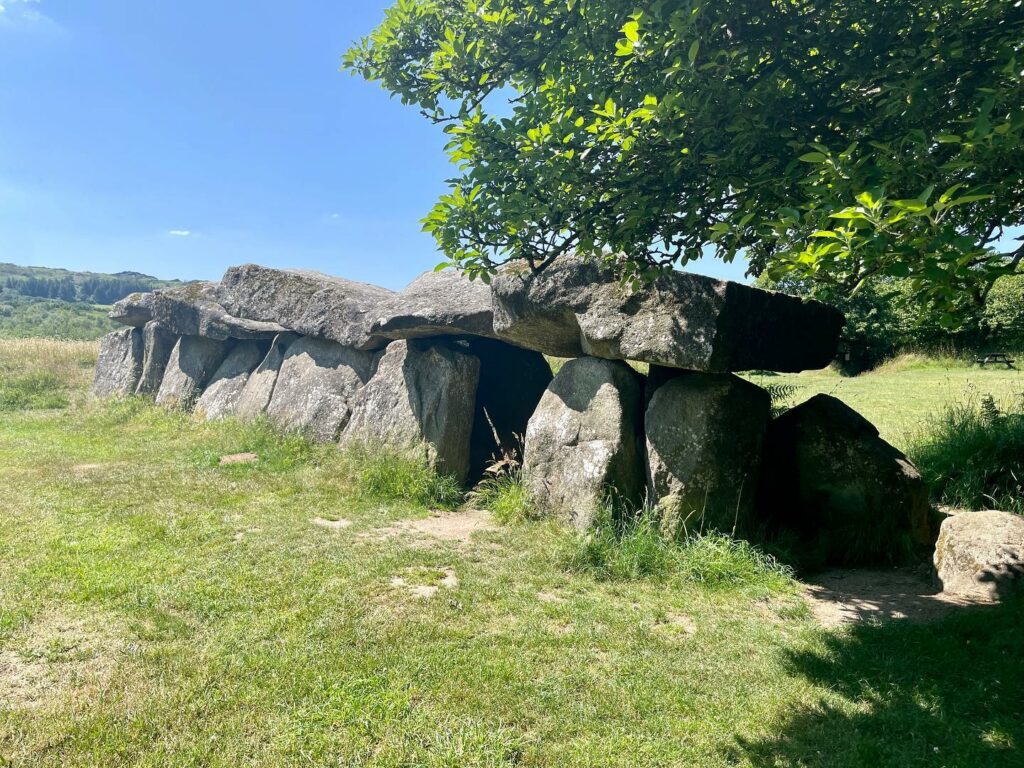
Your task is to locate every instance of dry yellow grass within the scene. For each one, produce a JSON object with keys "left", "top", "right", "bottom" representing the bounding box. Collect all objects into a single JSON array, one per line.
[{"left": 0, "top": 338, "right": 98, "bottom": 384}]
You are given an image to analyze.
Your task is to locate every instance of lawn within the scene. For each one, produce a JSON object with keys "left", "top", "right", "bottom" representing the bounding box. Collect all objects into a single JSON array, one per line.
[
  {"left": 748, "top": 355, "right": 1024, "bottom": 450},
  {"left": 1, "top": 339, "right": 1022, "bottom": 767}
]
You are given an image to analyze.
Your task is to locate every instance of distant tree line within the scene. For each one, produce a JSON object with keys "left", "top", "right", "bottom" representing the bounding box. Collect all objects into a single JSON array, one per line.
[
  {"left": 760, "top": 273, "right": 1024, "bottom": 374},
  {"left": 2, "top": 276, "right": 158, "bottom": 305}
]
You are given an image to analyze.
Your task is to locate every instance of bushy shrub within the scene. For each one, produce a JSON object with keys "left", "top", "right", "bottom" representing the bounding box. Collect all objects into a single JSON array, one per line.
[{"left": 909, "top": 394, "right": 1024, "bottom": 514}]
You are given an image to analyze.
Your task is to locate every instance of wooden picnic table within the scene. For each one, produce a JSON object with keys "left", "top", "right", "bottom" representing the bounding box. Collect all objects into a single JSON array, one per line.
[{"left": 975, "top": 352, "right": 1016, "bottom": 369}]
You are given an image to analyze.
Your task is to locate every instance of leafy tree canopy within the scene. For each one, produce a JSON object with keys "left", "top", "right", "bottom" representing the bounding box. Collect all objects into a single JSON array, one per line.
[{"left": 346, "top": 0, "right": 1023, "bottom": 315}]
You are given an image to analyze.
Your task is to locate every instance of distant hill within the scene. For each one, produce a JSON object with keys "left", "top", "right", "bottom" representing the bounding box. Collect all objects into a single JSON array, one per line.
[{"left": 0, "top": 263, "right": 183, "bottom": 341}]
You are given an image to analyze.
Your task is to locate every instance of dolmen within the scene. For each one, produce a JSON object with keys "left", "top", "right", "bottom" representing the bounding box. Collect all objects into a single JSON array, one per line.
[{"left": 93, "top": 256, "right": 934, "bottom": 565}]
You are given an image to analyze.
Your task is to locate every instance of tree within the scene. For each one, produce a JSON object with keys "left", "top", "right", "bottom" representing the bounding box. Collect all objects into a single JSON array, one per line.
[
  {"left": 345, "top": 0, "right": 1023, "bottom": 314},
  {"left": 759, "top": 271, "right": 1024, "bottom": 372}
]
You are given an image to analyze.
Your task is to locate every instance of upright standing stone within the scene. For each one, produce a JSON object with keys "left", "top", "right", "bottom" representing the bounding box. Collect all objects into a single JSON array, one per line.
[
  {"left": 492, "top": 256, "right": 844, "bottom": 372},
  {"left": 233, "top": 334, "right": 293, "bottom": 420},
  {"left": 646, "top": 373, "right": 770, "bottom": 536},
  {"left": 194, "top": 341, "right": 268, "bottom": 420},
  {"left": 342, "top": 340, "right": 481, "bottom": 483},
  {"left": 135, "top": 321, "right": 177, "bottom": 396},
  {"left": 266, "top": 337, "right": 377, "bottom": 441},
  {"left": 92, "top": 328, "right": 144, "bottom": 397},
  {"left": 523, "top": 357, "right": 645, "bottom": 529},
  {"left": 758, "top": 394, "right": 933, "bottom": 567},
  {"left": 156, "top": 336, "right": 231, "bottom": 410}
]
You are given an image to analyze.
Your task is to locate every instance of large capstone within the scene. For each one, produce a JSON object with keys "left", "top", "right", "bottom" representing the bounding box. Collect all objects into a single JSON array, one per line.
[
  {"left": 492, "top": 256, "right": 844, "bottom": 372},
  {"left": 462, "top": 338, "right": 553, "bottom": 480},
  {"left": 113, "top": 282, "right": 288, "bottom": 341},
  {"left": 194, "top": 341, "right": 268, "bottom": 420},
  {"left": 135, "top": 321, "right": 177, "bottom": 396},
  {"left": 758, "top": 394, "right": 933, "bottom": 567},
  {"left": 218, "top": 265, "right": 395, "bottom": 350},
  {"left": 523, "top": 357, "right": 645, "bottom": 529},
  {"left": 934, "top": 510, "right": 1024, "bottom": 601},
  {"left": 92, "top": 327, "right": 144, "bottom": 397},
  {"left": 369, "top": 270, "right": 496, "bottom": 342},
  {"left": 233, "top": 334, "right": 293, "bottom": 420},
  {"left": 155, "top": 336, "right": 232, "bottom": 410},
  {"left": 109, "top": 292, "right": 155, "bottom": 327},
  {"left": 266, "top": 336, "right": 377, "bottom": 441},
  {"left": 646, "top": 373, "right": 770, "bottom": 537},
  {"left": 341, "top": 339, "right": 481, "bottom": 483}
]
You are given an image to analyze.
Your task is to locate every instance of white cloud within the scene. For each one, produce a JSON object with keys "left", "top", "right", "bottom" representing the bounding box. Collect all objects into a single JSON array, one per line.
[
  {"left": 168, "top": 230, "right": 192, "bottom": 237},
  {"left": 0, "top": 0, "right": 52, "bottom": 27}
]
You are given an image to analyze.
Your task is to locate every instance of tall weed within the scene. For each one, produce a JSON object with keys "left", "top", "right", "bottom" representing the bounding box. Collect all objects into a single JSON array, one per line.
[
  {"left": 908, "top": 392, "right": 1024, "bottom": 514},
  {"left": 560, "top": 504, "right": 792, "bottom": 589}
]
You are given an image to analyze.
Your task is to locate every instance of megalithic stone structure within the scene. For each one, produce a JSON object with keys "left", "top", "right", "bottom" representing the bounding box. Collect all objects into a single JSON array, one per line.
[{"left": 91, "top": 256, "right": 935, "bottom": 566}]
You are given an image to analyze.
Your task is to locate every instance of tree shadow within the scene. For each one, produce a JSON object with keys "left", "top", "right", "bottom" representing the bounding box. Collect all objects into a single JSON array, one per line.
[{"left": 733, "top": 595, "right": 1024, "bottom": 766}]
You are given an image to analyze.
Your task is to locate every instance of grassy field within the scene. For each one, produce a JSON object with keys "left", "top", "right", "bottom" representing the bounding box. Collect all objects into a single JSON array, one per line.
[
  {"left": 748, "top": 354, "right": 1024, "bottom": 451},
  {"left": 1, "top": 340, "right": 1023, "bottom": 767}
]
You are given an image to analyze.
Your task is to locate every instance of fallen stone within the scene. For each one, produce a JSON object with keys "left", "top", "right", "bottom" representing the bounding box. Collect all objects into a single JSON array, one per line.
[
  {"left": 218, "top": 264, "right": 395, "bottom": 350},
  {"left": 758, "top": 394, "right": 933, "bottom": 567},
  {"left": 369, "top": 269, "right": 496, "bottom": 342},
  {"left": 523, "top": 356, "right": 645, "bottom": 529},
  {"left": 266, "top": 336, "right": 377, "bottom": 441},
  {"left": 341, "top": 339, "right": 481, "bottom": 483},
  {"left": 934, "top": 511, "right": 1024, "bottom": 601},
  {"left": 135, "top": 322, "right": 177, "bottom": 395},
  {"left": 155, "top": 336, "right": 232, "bottom": 410},
  {"left": 491, "top": 256, "right": 844, "bottom": 372},
  {"left": 460, "top": 337, "right": 553, "bottom": 480},
  {"left": 194, "top": 341, "right": 268, "bottom": 420},
  {"left": 233, "top": 334, "right": 293, "bottom": 420},
  {"left": 92, "top": 328, "right": 144, "bottom": 397},
  {"left": 646, "top": 373, "right": 770, "bottom": 536}
]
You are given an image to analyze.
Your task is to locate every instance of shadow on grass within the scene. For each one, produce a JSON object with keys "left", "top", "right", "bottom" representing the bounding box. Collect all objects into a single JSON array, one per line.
[{"left": 735, "top": 596, "right": 1024, "bottom": 767}]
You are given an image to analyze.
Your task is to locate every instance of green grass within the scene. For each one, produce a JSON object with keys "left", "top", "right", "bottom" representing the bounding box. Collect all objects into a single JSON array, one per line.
[
  {"left": 907, "top": 395, "right": 1024, "bottom": 514},
  {"left": 2, "top": 342, "right": 1024, "bottom": 766},
  {"left": 748, "top": 354, "right": 1024, "bottom": 450},
  {"left": 559, "top": 507, "right": 794, "bottom": 589},
  {"left": 469, "top": 470, "right": 539, "bottom": 523}
]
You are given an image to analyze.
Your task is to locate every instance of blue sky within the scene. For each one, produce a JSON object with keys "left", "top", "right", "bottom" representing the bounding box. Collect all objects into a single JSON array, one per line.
[{"left": 0, "top": 0, "right": 748, "bottom": 289}]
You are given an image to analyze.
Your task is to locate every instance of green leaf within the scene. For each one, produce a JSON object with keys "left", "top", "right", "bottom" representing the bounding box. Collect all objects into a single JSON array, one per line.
[
  {"left": 622, "top": 21, "right": 639, "bottom": 42},
  {"left": 687, "top": 40, "right": 700, "bottom": 64},
  {"left": 798, "top": 152, "right": 827, "bottom": 163}
]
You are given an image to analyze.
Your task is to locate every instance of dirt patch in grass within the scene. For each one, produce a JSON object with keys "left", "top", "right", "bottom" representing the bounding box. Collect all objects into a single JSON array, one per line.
[
  {"left": 370, "top": 509, "right": 497, "bottom": 546},
  {"left": 654, "top": 613, "right": 698, "bottom": 636},
  {"left": 218, "top": 452, "right": 259, "bottom": 466},
  {"left": 0, "top": 609, "right": 122, "bottom": 711},
  {"left": 390, "top": 567, "right": 460, "bottom": 599},
  {"left": 803, "top": 567, "right": 984, "bottom": 628}
]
